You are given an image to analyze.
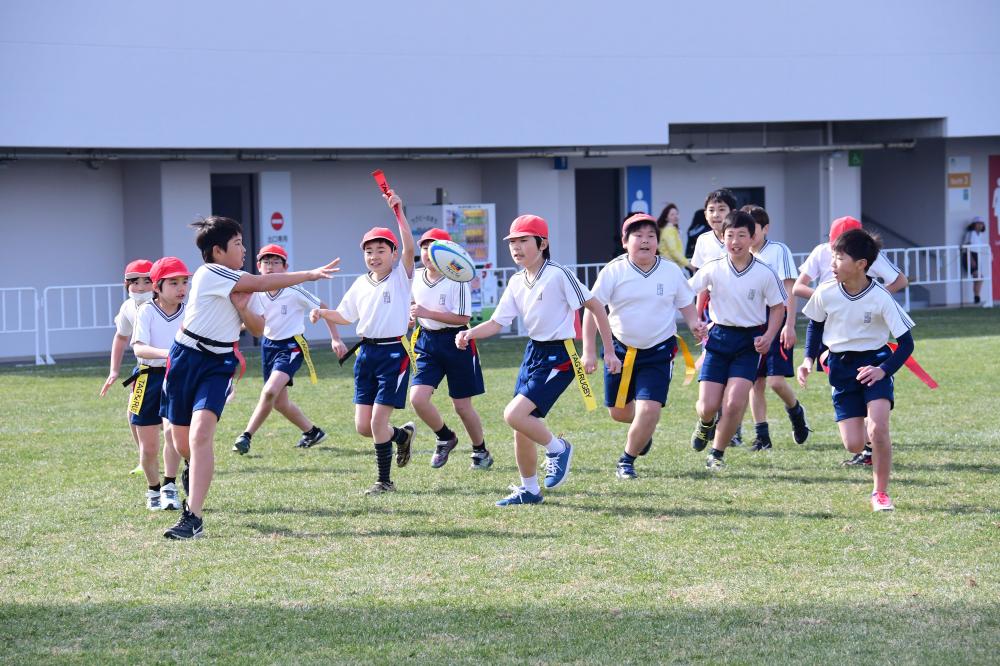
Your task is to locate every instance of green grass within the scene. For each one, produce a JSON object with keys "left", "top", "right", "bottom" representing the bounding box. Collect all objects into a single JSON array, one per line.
[{"left": 1, "top": 309, "right": 998, "bottom": 664}]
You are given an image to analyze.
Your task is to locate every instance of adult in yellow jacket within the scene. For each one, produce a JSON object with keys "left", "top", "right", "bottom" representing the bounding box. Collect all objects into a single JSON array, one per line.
[{"left": 656, "top": 203, "right": 692, "bottom": 274}]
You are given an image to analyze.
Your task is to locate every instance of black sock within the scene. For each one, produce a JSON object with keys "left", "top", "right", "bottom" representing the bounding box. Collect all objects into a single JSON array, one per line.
[
  {"left": 472, "top": 442, "right": 487, "bottom": 452},
  {"left": 303, "top": 425, "right": 319, "bottom": 436},
  {"left": 710, "top": 448, "right": 725, "bottom": 459},
  {"left": 164, "top": 476, "right": 176, "bottom": 486},
  {"left": 755, "top": 421, "right": 771, "bottom": 440},
  {"left": 243, "top": 431, "right": 253, "bottom": 440},
  {"left": 786, "top": 401, "right": 803, "bottom": 415},
  {"left": 375, "top": 441, "right": 393, "bottom": 483},
  {"left": 149, "top": 483, "right": 161, "bottom": 492},
  {"left": 391, "top": 427, "right": 407, "bottom": 444},
  {"left": 434, "top": 424, "right": 456, "bottom": 442},
  {"left": 620, "top": 452, "right": 636, "bottom": 464}
]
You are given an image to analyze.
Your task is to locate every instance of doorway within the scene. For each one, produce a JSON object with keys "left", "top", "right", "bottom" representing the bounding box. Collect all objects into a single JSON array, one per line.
[
  {"left": 575, "top": 168, "right": 623, "bottom": 265},
  {"left": 211, "top": 174, "right": 257, "bottom": 274}
]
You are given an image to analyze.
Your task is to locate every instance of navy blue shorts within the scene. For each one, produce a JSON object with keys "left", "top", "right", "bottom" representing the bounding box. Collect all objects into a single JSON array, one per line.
[
  {"left": 757, "top": 326, "right": 795, "bottom": 378},
  {"left": 700, "top": 324, "right": 764, "bottom": 385},
  {"left": 604, "top": 336, "right": 676, "bottom": 408},
  {"left": 514, "top": 339, "right": 575, "bottom": 418},
  {"left": 412, "top": 327, "right": 485, "bottom": 399},
  {"left": 826, "top": 346, "right": 895, "bottom": 421},
  {"left": 160, "top": 343, "right": 237, "bottom": 426},
  {"left": 128, "top": 367, "right": 166, "bottom": 426},
  {"left": 262, "top": 336, "right": 305, "bottom": 387},
  {"left": 354, "top": 340, "right": 410, "bottom": 409}
]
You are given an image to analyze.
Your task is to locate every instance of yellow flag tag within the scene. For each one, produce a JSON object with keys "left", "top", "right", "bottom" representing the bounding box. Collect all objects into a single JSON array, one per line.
[
  {"left": 128, "top": 365, "right": 149, "bottom": 415},
  {"left": 563, "top": 339, "right": 597, "bottom": 411},
  {"left": 293, "top": 335, "right": 318, "bottom": 385},
  {"left": 676, "top": 336, "right": 696, "bottom": 386}
]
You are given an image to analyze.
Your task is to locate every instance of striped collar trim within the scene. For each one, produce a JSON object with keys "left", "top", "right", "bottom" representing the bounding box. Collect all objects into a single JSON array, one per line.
[
  {"left": 628, "top": 256, "right": 660, "bottom": 277},
  {"left": 421, "top": 269, "right": 446, "bottom": 288},
  {"left": 152, "top": 301, "right": 184, "bottom": 322},
  {"left": 523, "top": 260, "right": 549, "bottom": 288},
  {"left": 839, "top": 278, "right": 877, "bottom": 301},
  {"left": 266, "top": 289, "right": 284, "bottom": 301},
  {"left": 366, "top": 270, "right": 392, "bottom": 287},
  {"left": 728, "top": 256, "right": 756, "bottom": 277}
]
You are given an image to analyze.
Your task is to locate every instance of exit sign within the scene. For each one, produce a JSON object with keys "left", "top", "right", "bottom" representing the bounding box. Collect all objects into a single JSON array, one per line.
[{"left": 848, "top": 150, "right": 863, "bottom": 167}]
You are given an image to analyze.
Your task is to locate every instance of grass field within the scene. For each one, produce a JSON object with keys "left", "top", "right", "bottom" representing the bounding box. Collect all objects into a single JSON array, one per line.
[{"left": 1, "top": 308, "right": 998, "bottom": 664}]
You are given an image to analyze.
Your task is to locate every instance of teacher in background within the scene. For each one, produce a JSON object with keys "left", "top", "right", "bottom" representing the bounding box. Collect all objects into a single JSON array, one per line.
[{"left": 656, "top": 203, "right": 692, "bottom": 274}]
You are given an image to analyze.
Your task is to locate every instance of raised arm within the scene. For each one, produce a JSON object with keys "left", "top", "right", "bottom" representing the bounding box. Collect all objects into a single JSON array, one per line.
[{"left": 386, "top": 191, "right": 414, "bottom": 278}]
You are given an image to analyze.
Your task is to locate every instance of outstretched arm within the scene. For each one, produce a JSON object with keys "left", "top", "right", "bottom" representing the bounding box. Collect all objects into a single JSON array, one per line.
[
  {"left": 385, "top": 191, "right": 414, "bottom": 278},
  {"left": 583, "top": 297, "right": 622, "bottom": 374},
  {"left": 455, "top": 320, "right": 502, "bottom": 349},
  {"left": 232, "top": 259, "right": 340, "bottom": 294}
]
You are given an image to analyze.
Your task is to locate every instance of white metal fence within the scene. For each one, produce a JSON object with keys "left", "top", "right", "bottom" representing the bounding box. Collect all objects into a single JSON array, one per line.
[{"left": 4, "top": 244, "right": 992, "bottom": 364}]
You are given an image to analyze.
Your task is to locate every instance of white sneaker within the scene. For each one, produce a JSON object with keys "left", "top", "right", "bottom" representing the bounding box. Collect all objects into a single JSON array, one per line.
[
  {"left": 160, "top": 482, "right": 181, "bottom": 511},
  {"left": 146, "top": 489, "right": 162, "bottom": 511}
]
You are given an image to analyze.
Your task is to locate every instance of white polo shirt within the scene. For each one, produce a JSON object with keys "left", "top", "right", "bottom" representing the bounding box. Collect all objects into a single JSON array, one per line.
[
  {"left": 752, "top": 239, "right": 798, "bottom": 281},
  {"left": 114, "top": 298, "right": 140, "bottom": 339},
  {"left": 132, "top": 301, "right": 185, "bottom": 367},
  {"left": 688, "top": 256, "right": 787, "bottom": 327},
  {"left": 802, "top": 278, "right": 915, "bottom": 353},
  {"left": 590, "top": 255, "right": 695, "bottom": 349},
  {"left": 799, "top": 243, "right": 901, "bottom": 285},
  {"left": 411, "top": 267, "right": 471, "bottom": 331},
  {"left": 491, "top": 260, "right": 591, "bottom": 341},
  {"left": 249, "top": 285, "right": 322, "bottom": 341},
  {"left": 175, "top": 263, "right": 246, "bottom": 353},
  {"left": 337, "top": 261, "right": 412, "bottom": 339},
  {"left": 690, "top": 231, "right": 726, "bottom": 269}
]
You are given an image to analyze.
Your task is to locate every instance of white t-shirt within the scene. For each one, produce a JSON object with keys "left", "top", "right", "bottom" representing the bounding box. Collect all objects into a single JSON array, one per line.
[
  {"left": 802, "top": 278, "right": 915, "bottom": 353},
  {"left": 798, "top": 243, "right": 901, "bottom": 285},
  {"left": 175, "top": 263, "right": 246, "bottom": 353},
  {"left": 249, "top": 285, "right": 322, "bottom": 341},
  {"left": 690, "top": 231, "right": 726, "bottom": 270},
  {"left": 411, "top": 267, "right": 471, "bottom": 331},
  {"left": 491, "top": 260, "right": 591, "bottom": 341},
  {"left": 590, "top": 255, "right": 695, "bottom": 349},
  {"left": 132, "top": 301, "right": 185, "bottom": 367},
  {"left": 752, "top": 239, "right": 798, "bottom": 281},
  {"left": 114, "top": 298, "right": 140, "bottom": 338},
  {"left": 688, "top": 256, "right": 787, "bottom": 327},
  {"left": 337, "top": 261, "right": 412, "bottom": 339},
  {"left": 962, "top": 228, "right": 986, "bottom": 248}
]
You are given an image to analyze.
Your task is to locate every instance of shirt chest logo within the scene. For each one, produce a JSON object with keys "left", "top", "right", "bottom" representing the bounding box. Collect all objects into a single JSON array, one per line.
[
  {"left": 656, "top": 283, "right": 663, "bottom": 296},
  {"left": 281, "top": 305, "right": 287, "bottom": 315},
  {"left": 439, "top": 294, "right": 447, "bottom": 306},
  {"left": 383, "top": 292, "right": 391, "bottom": 304},
  {"left": 864, "top": 311, "right": 872, "bottom": 324},
  {"left": 747, "top": 288, "right": 756, "bottom": 301}
]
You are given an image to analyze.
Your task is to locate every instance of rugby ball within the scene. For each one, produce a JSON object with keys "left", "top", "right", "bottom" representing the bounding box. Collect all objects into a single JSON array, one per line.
[{"left": 427, "top": 240, "right": 475, "bottom": 283}]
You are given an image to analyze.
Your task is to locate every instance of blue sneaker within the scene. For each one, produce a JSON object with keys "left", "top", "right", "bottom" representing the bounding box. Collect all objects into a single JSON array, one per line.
[
  {"left": 495, "top": 485, "right": 544, "bottom": 506},
  {"left": 616, "top": 460, "right": 638, "bottom": 480},
  {"left": 543, "top": 439, "right": 573, "bottom": 489}
]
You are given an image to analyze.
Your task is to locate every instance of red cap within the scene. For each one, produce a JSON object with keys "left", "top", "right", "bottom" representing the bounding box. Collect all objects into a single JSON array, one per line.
[
  {"left": 124, "top": 259, "right": 153, "bottom": 279},
  {"left": 418, "top": 228, "right": 452, "bottom": 246},
  {"left": 621, "top": 213, "right": 657, "bottom": 238},
  {"left": 829, "top": 216, "right": 862, "bottom": 243},
  {"left": 150, "top": 257, "right": 191, "bottom": 283},
  {"left": 504, "top": 214, "right": 548, "bottom": 240},
  {"left": 361, "top": 227, "right": 399, "bottom": 249},
  {"left": 256, "top": 244, "right": 288, "bottom": 261}
]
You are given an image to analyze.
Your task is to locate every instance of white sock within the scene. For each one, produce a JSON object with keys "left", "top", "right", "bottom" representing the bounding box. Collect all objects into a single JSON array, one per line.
[
  {"left": 521, "top": 475, "right": 541, "bottom": 494},
  {"left": 544, "top": 436, "right": 565, "bottom": 455}
]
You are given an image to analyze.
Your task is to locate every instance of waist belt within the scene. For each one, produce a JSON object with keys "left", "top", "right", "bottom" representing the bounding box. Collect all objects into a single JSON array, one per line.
[
  {"left": 122, "top": 365, "right": 166, "bottom": 387},
  {"left": 529, "top": 338, "right": 568, "bottom": 348},
  {"left": 339, "top": 336, "right": 403, "bottom": 366},
  {"left": 179, "top": 327, "right": 246, "bottom": 382},
  {"left": 422, "top": 326, "right": 467, "bottom": 335}
]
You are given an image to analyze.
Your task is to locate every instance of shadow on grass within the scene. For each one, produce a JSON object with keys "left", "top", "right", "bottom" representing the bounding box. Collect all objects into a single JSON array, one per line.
[
  {"left": 2, "top": 600, "right": 994, "bottom": 663},
  {"left": 223, "top": 506, "right": 433, "bottom": 519},
  {"left": 560, "top": 501, "right": 842, "bottom": 521},
  {"left": 243, "top": 522, "right": 549, "bottom": 540}
]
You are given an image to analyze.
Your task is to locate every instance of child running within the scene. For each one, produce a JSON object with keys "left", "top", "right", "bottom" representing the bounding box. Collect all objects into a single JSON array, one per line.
[{"left": 456, "top": 214, "right": 621, "bottom": 506}]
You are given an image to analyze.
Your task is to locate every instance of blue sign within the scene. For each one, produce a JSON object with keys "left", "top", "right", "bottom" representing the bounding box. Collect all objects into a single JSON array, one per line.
[{"left": 625, "top": 166, "right": 652, "bottom": 217}]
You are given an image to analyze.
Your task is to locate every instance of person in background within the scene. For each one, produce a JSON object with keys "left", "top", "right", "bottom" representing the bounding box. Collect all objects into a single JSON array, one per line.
[
  {"left": 684, "top": 208, "right": 710, "bottom": 261},
  {"left": 657, "top": 203, "right": 693, "bottom": 275},
  {"left": 961, "top": 216, "right": 988, "bottom": 306}
]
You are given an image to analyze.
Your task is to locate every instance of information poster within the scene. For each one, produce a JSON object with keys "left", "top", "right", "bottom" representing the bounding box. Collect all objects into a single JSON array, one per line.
[{"left": 258, "top": 172, "right": 294, "bottom": 267}]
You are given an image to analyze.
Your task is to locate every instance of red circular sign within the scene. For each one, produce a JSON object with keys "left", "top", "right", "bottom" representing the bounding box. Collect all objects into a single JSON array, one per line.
[{"left": 270, "top": 212, "right": 284, "bottom": 231}]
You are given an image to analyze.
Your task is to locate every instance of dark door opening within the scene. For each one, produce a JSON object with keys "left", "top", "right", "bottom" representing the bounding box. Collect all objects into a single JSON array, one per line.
[
  {"left": 575, "top": 168, "right": 622, "bottom": 266},
  {"left": 211, "top": 174, "right": 257, "bottom": 274},
  {"left": 726, "top": 187, "right": 766, "bottom": 211}
]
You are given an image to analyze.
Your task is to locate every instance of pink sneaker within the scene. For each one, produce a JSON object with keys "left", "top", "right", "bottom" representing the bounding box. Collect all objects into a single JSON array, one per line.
[{"left": 871, "top": 491, "right": 895, "bottom": 512}]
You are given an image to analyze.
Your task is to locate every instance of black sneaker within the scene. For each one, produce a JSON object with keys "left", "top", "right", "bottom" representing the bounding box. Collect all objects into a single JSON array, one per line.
[
  {"left": 750, "top": 437, "right": 773, "bottom": 452},
  {"left": 788, "top": 404, "right": 811, "bottom": 444},
  {"left": 691, "top": 418, "right": 716, "bottom": 452},
  {"left": 842, "top": 449, "right": 873, "bottom": 467},
  {"left": 395, "top": 422, "right": 416, "bottom": 467},
  {"left": 430, "top": 435, "right": 459, "bottom": 468},
  {"left": 470, "top": 449, "right": 494, "bottom": 470},
  {"left": 638, "top": 437, "right": 653, "bottom": 456},
  {"left": 297, "top": 427, "right": 327, "bottom": 448},
  {"left": 163, "top": 506, "right": 204, "bottom": 540},
  {"left": 232, "top": 433, "right": 251, "bottom": 455}
]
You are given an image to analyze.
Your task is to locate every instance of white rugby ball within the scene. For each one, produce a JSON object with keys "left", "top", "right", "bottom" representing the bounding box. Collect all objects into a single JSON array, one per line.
[{"left": 428, "top": 240, "right": 476, "bottom": 283}]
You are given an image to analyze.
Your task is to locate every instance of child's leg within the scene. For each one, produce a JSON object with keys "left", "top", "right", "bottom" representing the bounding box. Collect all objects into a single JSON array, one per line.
[
  {"left": 244, "top": 371, "right": 292, "bottom": 435},
  {"left": 766, "top": 375, "right": 798, "bottom": 409},
  {"left": 503, "top": 396, "right": 551, "bottom": 479},
  {"left": 369, "top": 404, "right": 395, "bottom": 444},
  {"left": 273, "top": 386, "right": 312, "bottom": 432},
  {"left": 866, "top": 399, "right": 892, "bottom": 494},
  {"left": 452, "top": 397, "right": 484, "bottom": 446},
  {"left": 187, "top": 409, "right": 219, "bottom": 516},
  {"left": 623, "top": 400, "right": 661, "bottom": 457},
  {"left": 162, "top": 422, "right": 180, "bottom": 478},
  {"left": 712, "top": 378, "right": 753, "bottom": 452},
  {"left": 608, "top": 403, "right": 635, "bottom": 425},
  {"left": 354, "top": 404, "right": 374, "bottom": 438},
  {"left": 410, "top": 385, "right": 443, "bottom": 431},
  {"left": 696, "top": 381, "right": 724, "bottom": 423},
  {"left": 171, "top": 424, "right": 191, "bottom": 461},
  {"left": 136, "top": 424, "right": 161, "bottom": 485},
  {"left": 750, "top": 376, "right": 767, "bottom": 424},
  {"left": 837, "top": 417, "right": 867, "bottom": 454}
]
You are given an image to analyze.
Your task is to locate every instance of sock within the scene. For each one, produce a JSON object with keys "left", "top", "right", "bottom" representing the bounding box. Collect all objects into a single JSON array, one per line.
[
  {"left": 786, "top": 401, "right": 803, "bottom": 415},
  {"left": 701, "top": 418, "right": 715, "bottom": 428},
  {"left": 434, "top": 424, "right": 456, "bottom": 442},
  {"left": 303, "top": 425, "right": 319, "bottom": 436},
  {"left": 374, "top": 441, "right": 393, "bottom": 483},
  {"left": 755, "top": 421, "right": 771, "bottom": 441},
  {"left": 164, "top": 476, "right": 176, "bottom": 486},
  {"left": 620, "top": 452, "right": 636, "bottom": 465},
  {"left": 710, "top": 448, "right": 725, "bottom": 459},
  {"left": 863, "top": 445, "right": 872, "bottom": 455},
  {"left": 522, "top": 475, "right": 541, "bottom": 494},
  {"left": 243, "top": 431, "right": 253, "bottom": 440},
  {"left": 149, "top": 483, "right": 161, "bottom": 492},
  {"left": 544, "top": 436, "right": 565, "bottom": 455},
  {"left": 391, "top": 426, "right": 410, "bottom": 444},
  {"left": 472, "top": 442, "right": 487, "bottom": 452}
]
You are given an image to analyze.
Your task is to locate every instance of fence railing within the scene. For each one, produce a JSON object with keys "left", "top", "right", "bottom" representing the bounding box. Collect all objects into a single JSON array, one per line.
[{"left": 6, "top": 244, "right": 992, "bottom": 363}]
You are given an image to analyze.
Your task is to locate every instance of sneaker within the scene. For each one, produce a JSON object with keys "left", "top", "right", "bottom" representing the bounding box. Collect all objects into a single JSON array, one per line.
[
  {"left": 364, "top": 480, "right": 396, "bottom": 496},
  {"left": 146, "top": 489, "right": 162, "bottom": 511},
  {"left": 705, "top": 454, "right": 725, "bottom": 471},
  {"left": 616, "top": 461, "right": 638, "bottom": 480},
  {"left": 730, "top": 424, "right": 744, "bottom": 447},
  {"left": 430, "top": 436, "right": 459, "bottom": 468},
  {"left": 543, "top": 439, "right": 573, "bottom": 489},
  {"left": 181, "top": 463, "right": 190, "bottom": 495},
  {"left": 495, "top": 485, "right": 544, "bottom": 506},
  {"left": 691, "top": 418, "right": 715, "bottom": 452},
  {"left": 395, "top": 422, "right": 416, "bottom": 467},
  {"left": 842, "top": 449, "right": 873, "bottom": 467},
  {"left": 297, "top": 427, "right": 327, "bottom": 449},
  {"left": 232, "top": 433, "right": 251, "bottom": 455},
  {"left": 163, "top": 507, "right": 204, "bottom": 540},
  {"left": 871, "top": 491, "right": 895, "bottom": 512},
  {"left": 129, "top": 464, "right": 144, "bottom": 476},
  {"left": 638, "top": 437, "right": 653, "bottom": 456},
  {"left": 470, "top": 449, "right": 494, "bottom": 470},
  {"left": 750, "top": 437, "right": 773, "bottom": 452},
  {"left": 788, "top": 405, "right": 811, "bottom": 444},
  {"left": 160, "top": 482, "right": 181, "bottom": 511}
]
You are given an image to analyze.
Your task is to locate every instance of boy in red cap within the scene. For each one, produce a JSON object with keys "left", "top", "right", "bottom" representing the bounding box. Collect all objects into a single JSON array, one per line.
[
  {"left": 231, "top": 244, "right": 348, "bottom": 456},
  {"left": 409, "top": 228, "right": 490, "bottom": 471},
  {"left": 129, "top": 257, "right": 190, "bottom": 511},
  {"left": 161, "top": 217, "right": 339, "bottom": 539},
  {"left": 456, "top": 214, "right": 620, "bottom": 506},
  {"left": 100, "top": 258, "right": 154, "bottom": 474},
  {"left": 310, "top": 190, "right": 417, "bottom": 496}
]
